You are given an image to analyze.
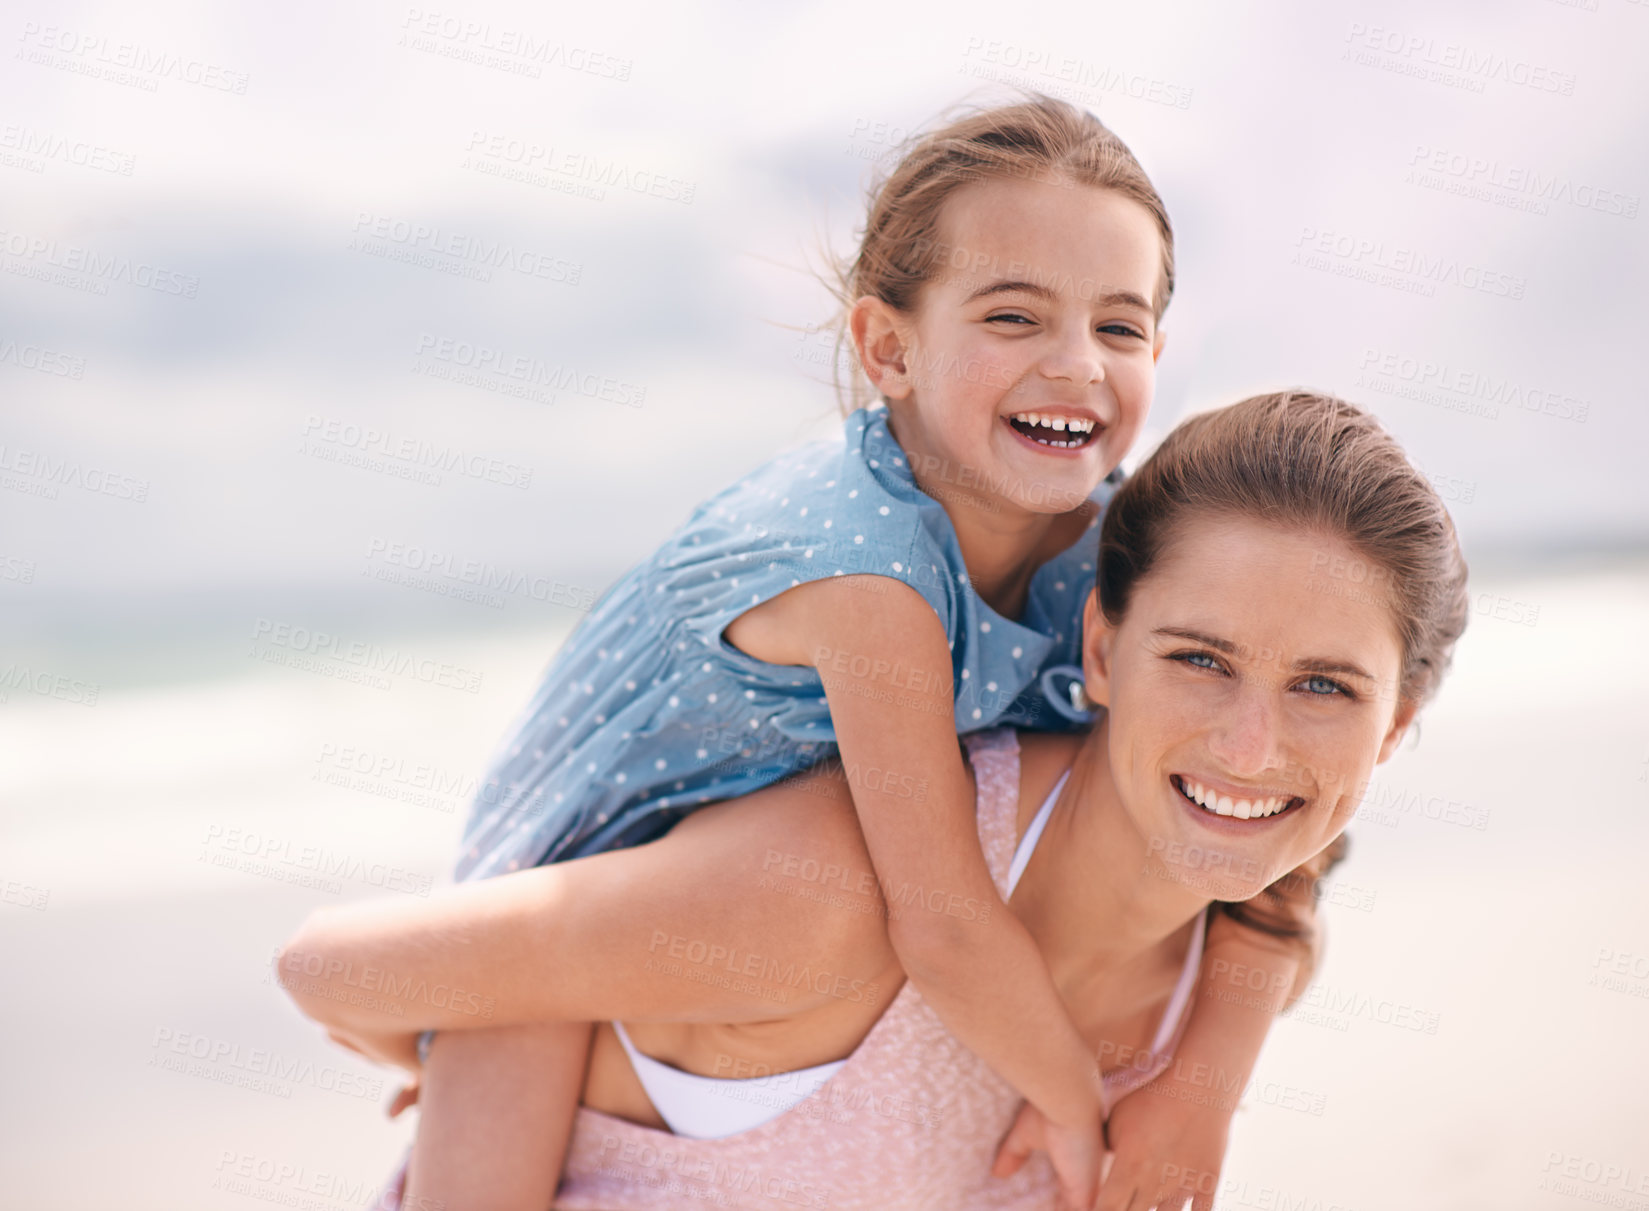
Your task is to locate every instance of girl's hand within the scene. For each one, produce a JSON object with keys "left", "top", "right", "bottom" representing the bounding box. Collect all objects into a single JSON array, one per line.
[
  {"left": 324, "top": 1029, "right": 422, "bottom": 1119},
  {"left": 386, "top": 1078, "right": 420, "bottom": 1119},
  {"left": 1096, "top": 1081, "right": 1234, "bottom": 1211},
  {"left": 992, "top": 1100, "right": 1102, "bottom": 1211}
]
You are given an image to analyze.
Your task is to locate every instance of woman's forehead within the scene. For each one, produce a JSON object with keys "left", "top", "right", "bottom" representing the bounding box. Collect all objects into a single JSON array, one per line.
[{"left": 1130, "top": 515, "right": 1406, "bottom": 681}]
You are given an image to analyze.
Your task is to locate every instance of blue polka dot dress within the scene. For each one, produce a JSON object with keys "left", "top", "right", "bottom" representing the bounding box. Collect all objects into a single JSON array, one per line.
[{"left": 455, "top": 407, "right": 1117, "bottom": 881}]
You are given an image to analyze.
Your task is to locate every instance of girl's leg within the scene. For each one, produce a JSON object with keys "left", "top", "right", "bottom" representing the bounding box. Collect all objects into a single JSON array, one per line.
[{"left": 403, "top": 1021, "right": 594, "bottom": 1211}]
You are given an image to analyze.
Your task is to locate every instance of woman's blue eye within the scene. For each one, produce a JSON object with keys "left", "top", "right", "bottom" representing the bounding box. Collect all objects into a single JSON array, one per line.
[
  {"left": 1301, "top": 675, "right": 1348, "bottom": 697},
  {"left": 1173, "top": 650, "right": 1222, "bottom": 671}
]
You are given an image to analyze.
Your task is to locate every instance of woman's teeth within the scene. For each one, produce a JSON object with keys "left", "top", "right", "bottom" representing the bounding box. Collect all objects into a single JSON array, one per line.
[
  {"left": 1009, "top": 412, "right": 1097, "bottom": 448},
  {"left": 1177, "top": 776, "right": 1294, "bottom": 820}
]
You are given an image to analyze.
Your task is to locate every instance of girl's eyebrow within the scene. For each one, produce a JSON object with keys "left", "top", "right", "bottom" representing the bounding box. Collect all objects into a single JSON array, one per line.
[
  {"left": 964, "top": 278, "right": 1152, "bottom": 313},
  {"left": 1153, "top": 626, "right": 1376, "bottom": 683}
]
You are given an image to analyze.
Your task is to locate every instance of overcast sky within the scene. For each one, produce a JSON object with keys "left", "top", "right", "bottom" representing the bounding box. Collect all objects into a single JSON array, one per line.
[{"left": 3, "top": 0, "right": 1645, "bottom": 655}]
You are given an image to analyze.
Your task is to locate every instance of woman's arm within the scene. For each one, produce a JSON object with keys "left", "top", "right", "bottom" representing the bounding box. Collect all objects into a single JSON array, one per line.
[{"left": 276, "top": 762, "right": 894, "bottom": 1042}]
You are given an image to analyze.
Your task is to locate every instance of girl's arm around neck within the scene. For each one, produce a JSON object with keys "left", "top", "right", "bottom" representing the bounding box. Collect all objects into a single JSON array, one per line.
[{"left": 733, "top": 574, "right": 1107, "bottom": 1133}]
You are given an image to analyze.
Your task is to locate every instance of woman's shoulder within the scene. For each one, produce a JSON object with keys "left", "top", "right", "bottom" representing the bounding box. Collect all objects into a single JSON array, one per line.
[{"left": 1013, "top": 731, "right": 1085, "bottom": 843}]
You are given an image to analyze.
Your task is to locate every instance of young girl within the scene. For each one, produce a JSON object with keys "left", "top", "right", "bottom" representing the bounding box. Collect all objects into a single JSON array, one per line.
[{"left": 352, "top": 94, "right": 1322, "bottom": 1210}]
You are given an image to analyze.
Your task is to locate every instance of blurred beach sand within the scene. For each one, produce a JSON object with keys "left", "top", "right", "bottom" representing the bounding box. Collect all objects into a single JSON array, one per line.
[{"left": 2, "top": 558, "right": 1646, "bottom": 1210}]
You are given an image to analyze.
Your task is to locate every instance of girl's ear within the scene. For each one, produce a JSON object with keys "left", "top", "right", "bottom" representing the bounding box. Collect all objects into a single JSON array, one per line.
[
  {"left": 1080, "top": 587, "right": 1119, "bottom": 709},
  {"left": 850, "top": 295, "right": 913, "bottom": 400}
]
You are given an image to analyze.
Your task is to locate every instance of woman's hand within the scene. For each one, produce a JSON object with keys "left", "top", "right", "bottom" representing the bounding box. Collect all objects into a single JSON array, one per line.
[
  {"left": 1096, "top": 1079, "right": 1234, "bottom": 1211},
  {"left": 992, "top": 1099, "right": 1103, "bottom": 1211}
]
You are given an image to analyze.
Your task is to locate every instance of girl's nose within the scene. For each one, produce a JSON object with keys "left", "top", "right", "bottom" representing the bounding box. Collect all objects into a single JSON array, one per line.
[{"left": 1037, "top": 320, "right": 1106, "bottom": 387}]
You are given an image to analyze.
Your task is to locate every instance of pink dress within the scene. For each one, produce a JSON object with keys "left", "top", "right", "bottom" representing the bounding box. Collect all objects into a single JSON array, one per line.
[{"left": 550, "top": 727, "right": 1210, "bottom": 1210}]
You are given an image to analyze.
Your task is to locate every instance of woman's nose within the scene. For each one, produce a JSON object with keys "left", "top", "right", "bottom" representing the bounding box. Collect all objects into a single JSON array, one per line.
[{"left": 1205, "top": 686, "right": 1284, "bottom": 780}]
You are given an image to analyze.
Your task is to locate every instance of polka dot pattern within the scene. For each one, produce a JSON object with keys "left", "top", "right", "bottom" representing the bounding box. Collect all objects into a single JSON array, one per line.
[{"left": 452, "top": 409, "right": 1119, "bottom": 884}]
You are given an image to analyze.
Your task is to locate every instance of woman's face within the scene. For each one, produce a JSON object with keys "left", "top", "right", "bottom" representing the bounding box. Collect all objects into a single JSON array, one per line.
[
  {"left": 1083, "top": 513, "right": 1418, "bottom": 900},
  {"left": 855, "top": 176, "right": 1165, "bottom": 516}
]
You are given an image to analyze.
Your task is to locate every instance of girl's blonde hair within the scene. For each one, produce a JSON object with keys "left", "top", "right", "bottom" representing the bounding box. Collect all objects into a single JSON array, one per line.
[{"left": 827, "top": 92, "right": 1175, "bottom": 414}]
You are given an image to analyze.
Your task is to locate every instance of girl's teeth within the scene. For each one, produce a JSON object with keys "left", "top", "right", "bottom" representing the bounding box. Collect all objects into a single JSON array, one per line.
[
  {"left": 1180, "top": 777, "right": 1290, "bottom": 820},
  {"left": 1009, "top": 413, "right": 1097, "bottom": 447}
]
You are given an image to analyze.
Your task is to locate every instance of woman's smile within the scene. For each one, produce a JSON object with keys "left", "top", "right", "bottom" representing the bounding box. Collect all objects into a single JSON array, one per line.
[{"left": 1169, "top": 772, "right": 1305, "bottom": 825}]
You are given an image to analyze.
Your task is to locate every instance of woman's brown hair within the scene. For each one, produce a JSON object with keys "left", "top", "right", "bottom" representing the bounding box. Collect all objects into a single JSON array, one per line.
[
  {"left": 1098, "top": 390, "right": 1470, "bottom": 957},
  {"left": 826, "top": 92, "right": 1174, "bottom": 414}
]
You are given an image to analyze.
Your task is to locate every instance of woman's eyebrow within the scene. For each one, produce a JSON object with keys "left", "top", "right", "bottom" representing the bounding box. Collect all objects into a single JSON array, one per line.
[
  {"left": 1154, "top": 625, "right": 1236, "bottom": 653},
  {"left": 1154, "top": 626, "right": 1376, "bottom": 682},
  {"left": 963, "top": 279, "right": 1151, "bottom": 312}
]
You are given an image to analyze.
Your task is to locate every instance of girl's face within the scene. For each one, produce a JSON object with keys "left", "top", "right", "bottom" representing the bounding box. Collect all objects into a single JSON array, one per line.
[
  {"left": 857, "top": 176, "right": 1165, "bottom": 516},
  {"left": 1083, "top": 513, "right": 1418, "bottom": 900}
]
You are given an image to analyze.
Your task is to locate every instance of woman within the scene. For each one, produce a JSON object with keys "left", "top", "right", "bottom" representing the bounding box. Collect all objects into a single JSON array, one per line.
[{"left": 279, "top": 390, "right": 1469, "bottom": 1210}]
